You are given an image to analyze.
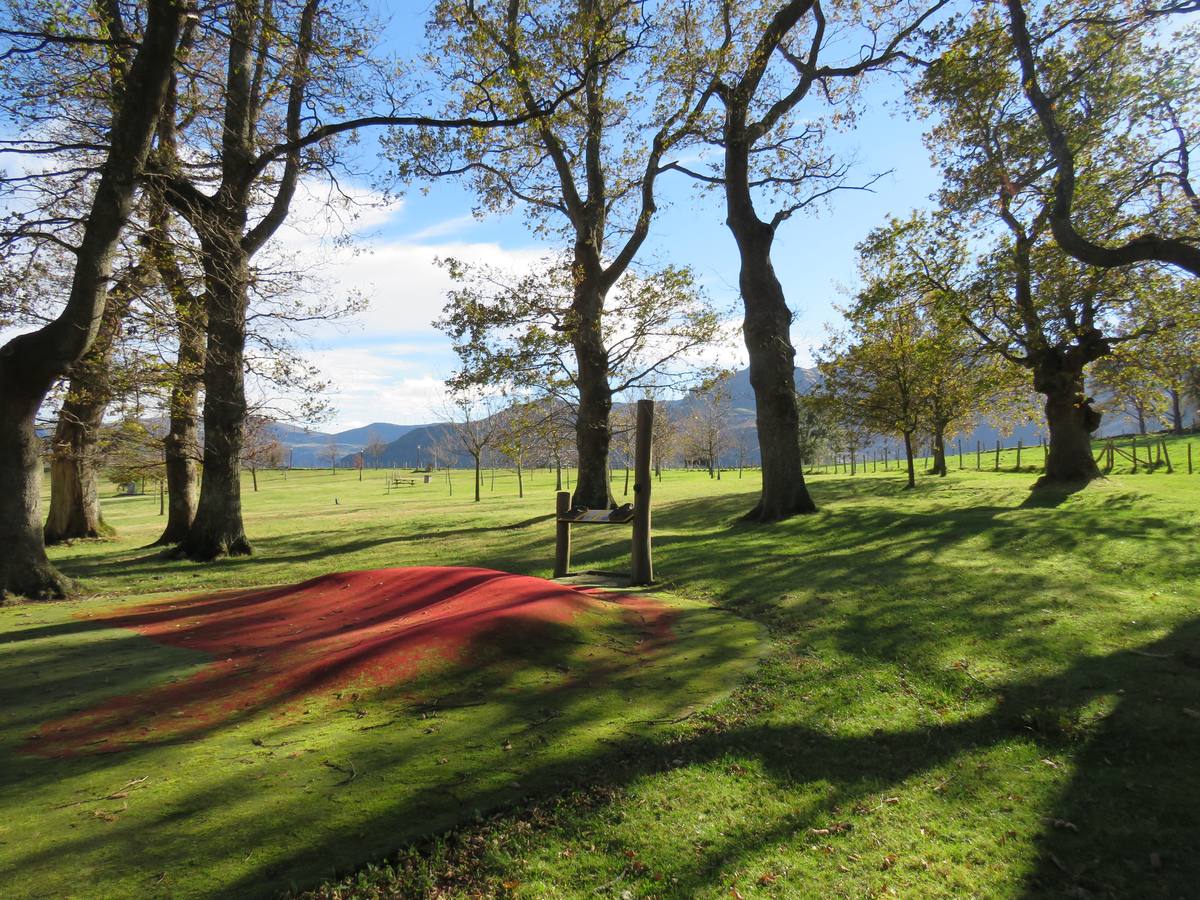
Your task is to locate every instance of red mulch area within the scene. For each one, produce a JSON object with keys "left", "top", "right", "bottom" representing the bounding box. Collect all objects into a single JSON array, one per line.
[{"left": 26, "top": 567, "right": 674, "bottom": 758}]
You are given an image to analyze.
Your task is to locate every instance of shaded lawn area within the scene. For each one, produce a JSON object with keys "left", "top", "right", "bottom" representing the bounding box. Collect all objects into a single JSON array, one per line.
[
  {"left": 8, "top": 466, "right": 1200, "bottom": 897},
  {"left": 0, "top": 562, "right": 762, "bottom": 898},
  {"left": 307, "top": 471, "right": 1200, "bottom": 898}
]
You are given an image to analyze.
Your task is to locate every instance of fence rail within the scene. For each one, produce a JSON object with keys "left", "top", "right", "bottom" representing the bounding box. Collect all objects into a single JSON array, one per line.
[{"left": 808, "top": 435, "right": 1196, "bottom": 476}]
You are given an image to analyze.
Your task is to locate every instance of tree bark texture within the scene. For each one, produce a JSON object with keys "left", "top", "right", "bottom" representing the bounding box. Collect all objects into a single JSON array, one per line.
[
  {"left": 570, "top": 265, "right": 615, "bottom": 510},
  {"left": 155, "top": 320, "right": 204, "bottom": 544},
  {"left": 0, "top": 402, "right": 73, "bottom": 599},
  {"left": 0, "top": 2, "right": 186, "bottom": 598},
  {"left": 1036, "top": 364, "right": 1102, "bottom": 483},
  {"left": 727, "top": 176, "right": 816, "bottom": 520},
  {"left": 153, "top": 255, "right": 206, "bottom": 546},
  {"left": 930, "top": 426, "right": 948, "bottom": 477},
  {"left": 43, "top": 273, "right": 141, "bottom": 544},
  {"left": 178, "top": 231, "right": 252, "bottom": 559},
  {"left": 903, "top": 430, "right": 917, "bottom": 489}
]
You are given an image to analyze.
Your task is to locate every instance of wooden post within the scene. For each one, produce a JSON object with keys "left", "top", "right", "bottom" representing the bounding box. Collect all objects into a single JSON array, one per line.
[
  {"left": 1161, "top": 438, "right": 1173, "bottom": 473},
  {"left": 958, "top": 437, "right": 963, "bottom": 469},
  {"left": 554, "top": 490, "right": 571, "bottom": 578},
  {"left": 1189, "top": 442, "right": 1193, "bottom": 475},
  {"left": 994, "top": 440, "right": 1001, "bottom": 471},
  {"left": 631, "top": 399, "right": 654, "bottom": 586},
  {"left": 1016, "top": 439, "right": 1023, "bottom": 470},
  {"left": 976, "top": 440, "right": 981, "bottom": 471},
  {"left": 1131, "top": 438, "right": 1138, "bottom": 473}
]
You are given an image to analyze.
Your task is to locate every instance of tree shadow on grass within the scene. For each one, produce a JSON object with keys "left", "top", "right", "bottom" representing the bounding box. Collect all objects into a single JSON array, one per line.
[
  {"left": 50, "top": 513, "right": 558, "bottom": 593},
  {"left": 282, "top": 615, "right": 1199, "bottom": 899},
  {"left": 13, "top": 475, "right": 1196, "bottom": 897},
  {"left": 1019, "top": 480, "right": 1092, "bottom": 508},
  {"left": 0, "top": 585, "right": 760, "bottom": 899}
]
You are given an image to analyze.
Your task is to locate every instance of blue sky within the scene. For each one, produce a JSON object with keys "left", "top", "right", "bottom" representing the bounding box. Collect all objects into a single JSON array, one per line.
[{"left": 264, "top": 4, "right": 945, "bottom": 431}]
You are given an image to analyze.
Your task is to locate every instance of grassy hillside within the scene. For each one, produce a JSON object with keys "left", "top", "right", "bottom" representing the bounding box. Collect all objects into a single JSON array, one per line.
[{"left": 5, "top": 461, "right": 1199, "bottom": 897}]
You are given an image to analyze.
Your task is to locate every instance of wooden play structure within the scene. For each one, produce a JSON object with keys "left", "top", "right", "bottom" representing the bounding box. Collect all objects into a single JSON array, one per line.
[{"left": 554, "top": 399, "right": 654, "bottom": 585}]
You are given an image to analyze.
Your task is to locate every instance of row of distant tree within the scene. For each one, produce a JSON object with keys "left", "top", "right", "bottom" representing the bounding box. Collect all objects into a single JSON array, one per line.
[{"left": 3, "top": 0, "right": 1199, "bottom": 600}]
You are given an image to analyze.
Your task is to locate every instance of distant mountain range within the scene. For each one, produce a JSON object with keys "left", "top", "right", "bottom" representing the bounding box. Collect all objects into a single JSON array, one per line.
[
  {"left": 266, "top": 421, "right": 424, "bottom": 468},
  {"left": 260, "top": 366, "right": 1165, "bottom": 470}
]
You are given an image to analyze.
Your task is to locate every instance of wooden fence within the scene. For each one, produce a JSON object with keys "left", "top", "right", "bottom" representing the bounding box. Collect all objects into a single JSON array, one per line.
[{"left": 809, "top": 435, "right": 1196, "bottom": 476}]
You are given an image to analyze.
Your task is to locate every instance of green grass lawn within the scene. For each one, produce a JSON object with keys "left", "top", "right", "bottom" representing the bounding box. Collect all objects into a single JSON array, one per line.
[{"left": 4, "top": 457, "right": 1200, "bottom": 898}]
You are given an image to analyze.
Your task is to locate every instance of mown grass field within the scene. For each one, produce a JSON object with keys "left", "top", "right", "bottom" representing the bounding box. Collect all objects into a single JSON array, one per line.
[{"left": 4, "top": 441, "right": 1200, "bottom": 898}]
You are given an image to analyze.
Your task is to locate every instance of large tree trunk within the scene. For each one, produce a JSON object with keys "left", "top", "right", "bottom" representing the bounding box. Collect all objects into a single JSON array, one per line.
[
  {"left": 930, "top": 425, "right": 948, "bottom": 477},
  {"left": 149, "top": 208, "right": 207, "bottom": 545},
  {"left": 1037, "top": 365, "right": 1102, "bottom": 484},
  {"left": 0, "top": 398, "right": 74, "bottom": 599},
  {"left": 727, "top": 199, "right": 816, "bottom": 520},
  {"left": 1169, "top": 388, "right": 1183, "bottom": 435},
  {"left": 903, "top": 430, "right": 916, "bottom": 489},
  {"left": 43, "top": 416, "right": 109, "bottom": 544},
  {"left": 0, "top": 2, "right": 185, "bottom": 598},
  {"left": 178, "top": 233, "right": 251, "bottom": 560},
  {"left": 43, "top": 275, "right": 138, "bottom": 544},
  {"left": 155, "top": 327, "right": 203, "bottom": 544},
  {"left": 571, "top": 268, "right": 614, "bottom": 510}
]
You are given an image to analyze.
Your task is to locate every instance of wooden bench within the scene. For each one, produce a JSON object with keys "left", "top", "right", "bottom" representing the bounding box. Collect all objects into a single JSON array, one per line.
[{"left": 391, "top": 478, "right": 416, "bottom": 487}]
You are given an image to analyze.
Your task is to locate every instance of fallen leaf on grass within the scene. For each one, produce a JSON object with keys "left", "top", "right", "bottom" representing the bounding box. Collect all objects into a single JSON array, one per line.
[
  {"left": 881, "top": 854, "right": 898, "bottom": 870},
  {"left": 730, "top": 888, "right": 745, "bottom": 900},
  {"left": 91, "top": 801, "right": 128, "bottom": 822},
  {"left": 757, "top": 873, "right": 778, "bottom": 885},
  {"left": 810, "top": 822, "right": 852, "bottom": 836}
]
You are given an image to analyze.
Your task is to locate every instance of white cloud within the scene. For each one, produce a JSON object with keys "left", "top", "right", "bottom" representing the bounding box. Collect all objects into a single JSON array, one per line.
[
  {"left": 306, "top": 344, "right": 453, "bottom": 427},
  {"left": 312, "top": 237, "right": 548, "bottom": 338},
  {"left": 261, "top": 187, "right": 551, "bottom": 428},
  {"left": 790, "top": 332, "right": 822, "bottom": 368},
  {"left": 271, "top": 179, "right": 404, "bottom": 246},
  {"left": 401, "top": 213, "right": 480, "bottom": 242}
]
